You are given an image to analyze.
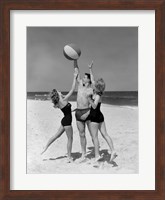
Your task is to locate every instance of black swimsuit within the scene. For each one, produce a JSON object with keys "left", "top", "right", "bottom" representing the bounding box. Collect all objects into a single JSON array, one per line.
[
  {"left": 61, "top": 103, "right": 72, "bottom": 126},
  {"left": 89, "top": 102, "right": 104, "bottom": 123}
]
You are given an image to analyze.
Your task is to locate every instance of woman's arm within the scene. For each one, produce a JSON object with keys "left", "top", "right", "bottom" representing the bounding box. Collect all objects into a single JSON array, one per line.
[
  {"left": 62, "top": 71, "right": 78, "bottom": 101},
  {"left": 88, "top": 61, "right": 95, "bottom": 85},
  {"left": 88, "top": 94, "right": 100, "bottom": 109},
  {"left": 74, "top": 60, "right": 82, "bottom": 83}
]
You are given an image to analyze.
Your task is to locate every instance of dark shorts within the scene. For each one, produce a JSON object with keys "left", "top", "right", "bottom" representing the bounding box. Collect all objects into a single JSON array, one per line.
[
  {"left": 61, "top": 114, "right": 72, "bottom": 126},
  {"left": 75, "top": 108, "right": 90, "bottom": 122},
  {"left": 90, "top": 112, "right": 104, "bottom": 123}
]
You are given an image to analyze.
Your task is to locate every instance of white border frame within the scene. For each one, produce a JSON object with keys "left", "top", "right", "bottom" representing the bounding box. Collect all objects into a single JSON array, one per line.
[{"left": 10, "top": 10, "right": 155, "bottom": 190}]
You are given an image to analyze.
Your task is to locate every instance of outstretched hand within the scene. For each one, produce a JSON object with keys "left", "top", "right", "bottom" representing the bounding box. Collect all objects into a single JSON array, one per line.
[{"left": 88, "top": 60, "right": 93, "bottom": 69}]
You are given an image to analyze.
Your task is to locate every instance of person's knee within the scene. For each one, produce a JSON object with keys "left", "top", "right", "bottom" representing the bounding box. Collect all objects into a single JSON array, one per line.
[
  {"left": 69, "top": 134, "right": 73, "bottom": 141},
  {"left": 92, "top": 134, "right": 98, "bottom": 141},
  {"left": 100, "top": 131, "right": 108, "bottom": 138},
  {"left": 79, "top": 131, "right": 85, "bottom": 138},
  {"left": 77, "top": 126, "right": 85, "bottom": 137},
  {"left": 68, "top": 133, "right": 73, "bottom": 138}
]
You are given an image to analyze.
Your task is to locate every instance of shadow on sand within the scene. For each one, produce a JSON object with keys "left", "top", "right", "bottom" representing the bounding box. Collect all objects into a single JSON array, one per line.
[
  {"left": 44, "top": 146, "right": 118, "bottom": 167},
  {"left": 86, "top": 147, "right": 118, "bottom": 167},
  {"left": 46, "top": 152, "right": 82, "bottom": 161}
]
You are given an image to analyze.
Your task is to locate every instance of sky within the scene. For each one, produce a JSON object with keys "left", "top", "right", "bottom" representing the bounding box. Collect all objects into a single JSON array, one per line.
[{"left": 27, "top": 27, "right": 138, "bottom": 92}]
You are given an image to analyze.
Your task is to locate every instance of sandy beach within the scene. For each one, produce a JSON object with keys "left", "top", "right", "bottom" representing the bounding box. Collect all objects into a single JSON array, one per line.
[{"left": 27, "top": 100, "right": 138, "bottom": 174}]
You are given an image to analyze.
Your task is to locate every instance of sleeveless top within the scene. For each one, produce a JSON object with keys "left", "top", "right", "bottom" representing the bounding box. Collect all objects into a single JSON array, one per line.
[{"left": 89, "top": 102, "right": 104, "bottom": 123}]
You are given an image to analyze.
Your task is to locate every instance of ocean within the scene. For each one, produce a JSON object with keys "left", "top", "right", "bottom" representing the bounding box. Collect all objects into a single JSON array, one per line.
[{"left": 27, "top": 91, "right": 138, "bottom": 106}]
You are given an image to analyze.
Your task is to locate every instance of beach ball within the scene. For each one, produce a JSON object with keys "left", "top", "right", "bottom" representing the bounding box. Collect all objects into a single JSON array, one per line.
[{"left": 63, "top": 43, "right": 81, "bottom": 60}]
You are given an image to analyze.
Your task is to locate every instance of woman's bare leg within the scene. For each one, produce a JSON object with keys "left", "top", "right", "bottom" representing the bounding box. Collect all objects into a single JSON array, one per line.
[
  {"left": 41, "top": 125, "right": 65, "bottom": 154},
  {"left": 99, "top": 121, "right": 117, "bottom": 161},
  {"left": 89, "top": 122, "right": 100, "bottom": 160},
  {"left": 86, "top": 121, "right": 94, "bottom": 145},
  {"left": 64, "top": 126, "right": 73, "bottom": 159}
]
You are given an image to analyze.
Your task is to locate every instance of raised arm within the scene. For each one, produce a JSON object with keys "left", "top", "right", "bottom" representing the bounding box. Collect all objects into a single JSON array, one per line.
[
  {"left": 88, "top": 61, "right": 95, "bottom": 85},
  {"left": 74, "top": 60, "right": 81, "bottom": 83},
  {"left": 63, "top": 71, "right": 78, "bottom": 101}
]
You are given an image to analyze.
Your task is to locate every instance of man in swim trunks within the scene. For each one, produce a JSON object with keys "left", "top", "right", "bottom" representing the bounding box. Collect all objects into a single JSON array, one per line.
[{"left": 74, "top": 60, "right": 93, "bottom": 160}]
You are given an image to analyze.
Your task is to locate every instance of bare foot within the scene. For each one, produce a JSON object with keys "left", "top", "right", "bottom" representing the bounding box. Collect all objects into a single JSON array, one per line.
[
  {"left": 66, "top": 157, "right": 73, "bottom": 163},
  {"left": 94, "top": 155, "right": 103, "bottom": 163},
  {"left": 41, "top": 147, "right": 48, "bottom": 155},
  {"left": 110, "top": 152, "right": 117, "bottom": 162},
  {"left": 78, "top": 155, "right": 87, "bottom": 163}
]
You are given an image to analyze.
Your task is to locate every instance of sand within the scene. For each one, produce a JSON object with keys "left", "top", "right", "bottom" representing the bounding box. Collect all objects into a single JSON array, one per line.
[{"left": 27, "top": 100, "right": 138, "bottom": 174}]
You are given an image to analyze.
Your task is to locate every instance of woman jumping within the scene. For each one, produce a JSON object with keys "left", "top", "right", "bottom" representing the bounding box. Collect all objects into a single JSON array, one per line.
[
  {"left": 87, "top": 61, "right": 117, "bottom": 162},
  {"left": 41, "top": 70, "right": 78, "bottom": 162}
]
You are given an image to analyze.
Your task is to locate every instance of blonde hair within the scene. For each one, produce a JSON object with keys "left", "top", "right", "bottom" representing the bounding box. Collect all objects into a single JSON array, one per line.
[
  {"left": 50, "top": 89, "right": 59, "bottom": 106},
  {"left": 94, "top": 78, "right": 106, "bottom": 96}
]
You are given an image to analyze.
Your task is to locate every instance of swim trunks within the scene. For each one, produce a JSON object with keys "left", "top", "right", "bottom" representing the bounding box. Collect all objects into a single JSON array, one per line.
[
  {"left": 61, "top": 103, "right": 72, "bottom": 126},
  {"left": 75, "top": 108, "right": 90, "bottom": 122}
]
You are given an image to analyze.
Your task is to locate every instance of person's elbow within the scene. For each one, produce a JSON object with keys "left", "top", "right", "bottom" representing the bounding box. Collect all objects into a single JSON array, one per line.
[
  {"left": 70, "top": 88, "right": 74, "bottom": 93},
  {"left": 92, "top": 104, "right": 97, "bottom": 109},
  {"left": 71, "top": 85, "right": 76, "bottom": 92}
]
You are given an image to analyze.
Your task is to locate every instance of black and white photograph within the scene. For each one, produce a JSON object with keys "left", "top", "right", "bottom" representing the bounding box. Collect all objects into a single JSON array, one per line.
[{"left": 27, "top": 27, "right": 138, "bottom": 174}]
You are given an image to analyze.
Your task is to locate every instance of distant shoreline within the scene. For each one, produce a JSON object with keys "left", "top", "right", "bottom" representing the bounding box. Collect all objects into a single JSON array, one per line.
[
  {"left": 27, "top": 99, "right": 138, "bottom": 107},
  {"left": 27, "top": 91, "right": 138, "bottom": 107}
]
